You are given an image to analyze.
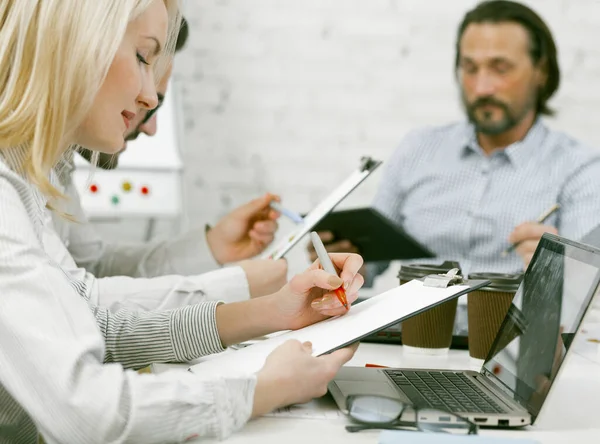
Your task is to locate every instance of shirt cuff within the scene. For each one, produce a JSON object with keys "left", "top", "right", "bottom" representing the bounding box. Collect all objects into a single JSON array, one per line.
[
  {"left": 151, "top": 225, "right": 222, "bottom": 276},
  {"left": 201, "top": 224, "right": 222, "bottom": 269},
  {"left": 170, "top": 301, "right": 226, "bottom": 361},
  {"left": 188, "top": 266, "right": 251, "bottom": 304},
  {"left": 204, "top": 375, "right": 257, "bottom": 440}
]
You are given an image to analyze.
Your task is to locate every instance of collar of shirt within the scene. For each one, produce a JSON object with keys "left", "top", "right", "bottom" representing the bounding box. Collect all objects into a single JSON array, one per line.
[
  {"left": 0, "top": 144, "right": 29, "bottom": 177},
  {"left": 54, "top": 148, "right": 76, "bottom": 188},
  {"left": 1, "top": 144, "right": 75, "bottom": 193},
  {"left": 460, "top": 118, "right": 549, "bottom": 169}
]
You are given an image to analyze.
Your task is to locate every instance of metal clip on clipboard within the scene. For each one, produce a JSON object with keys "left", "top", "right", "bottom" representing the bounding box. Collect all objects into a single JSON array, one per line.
[
  {"left": 359, "top": 156, "right": 380, "bottom": 172},
  {"left": 423, "top": 268, "right": 465, "bottom": 288}
]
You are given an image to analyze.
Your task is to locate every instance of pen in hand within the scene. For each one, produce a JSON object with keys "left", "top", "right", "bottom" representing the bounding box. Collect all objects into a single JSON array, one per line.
[
  {"left": 269, "top": 201, "right": 304, "bottom": 224},
  {"left": 501, "top": 203, "right": 560, "bottom": 257},
  {"left": 310, "top": 231, "right": 349, "bottom": 310}
]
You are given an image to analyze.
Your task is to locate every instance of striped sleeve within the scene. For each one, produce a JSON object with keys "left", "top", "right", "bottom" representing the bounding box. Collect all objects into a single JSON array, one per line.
[
  {"left": 558, "top": 153, "right": 600, "bottom": 241},
  {"left": 94, "top": 302, "right": 225, "bottom": 370},
  {"left": 371, "top": 127, "right": 426, "bottom": 224}
]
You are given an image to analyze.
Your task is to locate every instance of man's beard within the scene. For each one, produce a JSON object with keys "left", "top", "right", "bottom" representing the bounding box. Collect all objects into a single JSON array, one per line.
[
  {"left": 463, "top": 92, "right": 536, "bottom": 135},
  {"left": 125, "top": 128, "right": 141, "bottom": 142},
  {"left": 75, "top": 123, "right": 142, "bottom": 171}
]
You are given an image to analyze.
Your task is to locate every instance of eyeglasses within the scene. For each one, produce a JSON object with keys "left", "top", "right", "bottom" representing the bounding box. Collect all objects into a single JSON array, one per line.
[
  {"left": 345, "top": 395, "right": 478, "bottom": 435},
  {"left": 140, "top": 94, "right": 164, "bottom": 125}
]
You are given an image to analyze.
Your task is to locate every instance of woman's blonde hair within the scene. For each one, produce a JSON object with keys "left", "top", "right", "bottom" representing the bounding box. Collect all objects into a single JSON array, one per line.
[{"left": 0, "top": 0, "right": 181, "bottom": 198}]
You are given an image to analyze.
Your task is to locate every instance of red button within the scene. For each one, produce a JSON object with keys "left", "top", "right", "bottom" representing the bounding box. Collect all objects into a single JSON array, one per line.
[
  {"left": 140, "top": 186, "right": 149, "bottom": 195},
  {"left": 89, "top": 184, "right": 98, "bottom": 193}
]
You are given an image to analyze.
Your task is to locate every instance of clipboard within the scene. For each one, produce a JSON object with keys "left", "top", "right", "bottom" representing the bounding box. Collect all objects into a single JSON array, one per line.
[
  {"left": 312, "top": 207, "right": 434, "bottom": 262},
  {"left": 260, "top": 156, "right": 382, "bottom": 260},
  {"left": 188, "top": 276, "right": 490, "bottom": 377}
]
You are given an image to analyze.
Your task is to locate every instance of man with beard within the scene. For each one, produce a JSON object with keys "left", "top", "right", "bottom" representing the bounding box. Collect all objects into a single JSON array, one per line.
[
  {"left": 49, "top": 17, "right": 288, "bottom": 310},
  {"left": 309, "top": 0, "right": 600, "bottom": 284}
]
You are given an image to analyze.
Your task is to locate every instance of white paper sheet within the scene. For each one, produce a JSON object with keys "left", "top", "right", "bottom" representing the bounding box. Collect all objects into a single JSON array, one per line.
[{"left": 189, "top": 280, "right": 475, "bottom": 376}]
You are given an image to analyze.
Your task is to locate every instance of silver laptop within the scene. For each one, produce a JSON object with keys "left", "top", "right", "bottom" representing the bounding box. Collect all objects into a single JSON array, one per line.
[{"left": 329, "top": 233, "right": 600, "bottom": 428}]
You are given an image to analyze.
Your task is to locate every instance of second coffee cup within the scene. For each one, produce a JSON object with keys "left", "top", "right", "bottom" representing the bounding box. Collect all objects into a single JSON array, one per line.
[{"left": 466, "top": 272, "right": 523, "bottom": 360}]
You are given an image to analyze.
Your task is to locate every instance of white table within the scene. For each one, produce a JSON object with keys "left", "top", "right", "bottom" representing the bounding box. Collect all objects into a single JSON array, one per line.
[{"left": 156, "top": 336, "right": 600, "bottom": 444}]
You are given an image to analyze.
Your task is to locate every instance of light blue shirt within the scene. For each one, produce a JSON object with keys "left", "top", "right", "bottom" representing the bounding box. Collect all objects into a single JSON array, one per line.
[{"left": 371, "top": 119, "right": 600, "bottom": 278}]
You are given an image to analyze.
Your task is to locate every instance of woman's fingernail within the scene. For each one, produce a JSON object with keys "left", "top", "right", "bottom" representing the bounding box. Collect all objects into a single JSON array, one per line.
[
  {"left": 327, "top": 275, "right": 343, "bottom": 288},
  {"left": 313, "top": 296, "right": 334, "bottom": 308},
  {"left": 344, "top": 280, "right": 352, "bottom": 290}
]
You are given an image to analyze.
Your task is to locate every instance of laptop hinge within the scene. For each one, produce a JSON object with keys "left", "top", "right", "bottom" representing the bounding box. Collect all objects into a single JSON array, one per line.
[{"left": 479, "top": 368, "right": 529, "bottom": 412}]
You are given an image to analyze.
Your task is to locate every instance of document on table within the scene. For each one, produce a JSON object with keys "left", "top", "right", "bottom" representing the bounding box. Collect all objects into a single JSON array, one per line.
[{"left": 188, "top": 278, "right": 489, "bottom": 377}]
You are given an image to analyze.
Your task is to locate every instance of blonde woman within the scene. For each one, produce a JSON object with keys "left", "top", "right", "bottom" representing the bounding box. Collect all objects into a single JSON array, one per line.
[{"left": 0, "top": 1, "right": 364, "bottom": 443}]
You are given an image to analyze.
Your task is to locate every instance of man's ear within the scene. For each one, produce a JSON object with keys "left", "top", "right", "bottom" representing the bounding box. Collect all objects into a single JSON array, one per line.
[{"left": 535, "top": 57, "right": 549, "bottom": 89}]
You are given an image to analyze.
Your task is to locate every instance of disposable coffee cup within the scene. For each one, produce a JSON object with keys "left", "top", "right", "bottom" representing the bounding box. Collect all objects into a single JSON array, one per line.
[
  {"left": 467, "top": 273, "right": 523, "bottom": 360},
  {"left": 399, "top": 261, "right": 461, "bottom": 353}
]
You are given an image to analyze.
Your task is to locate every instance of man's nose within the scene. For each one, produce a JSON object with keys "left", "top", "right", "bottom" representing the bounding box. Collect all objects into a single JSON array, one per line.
[{"left": 139, "top": 114, "right": 158, "bottom": 136}]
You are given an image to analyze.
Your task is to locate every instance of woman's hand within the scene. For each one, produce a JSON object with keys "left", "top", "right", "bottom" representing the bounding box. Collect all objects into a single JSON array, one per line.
[
  {"left": 252, "top": 340, "right": 359, "bottom": 417},
  {"left": 214, "top": 253, "right": 363, "bottom": 349},
  {"left": 271, "top": 253, "right": 364, "bottom": 331}
]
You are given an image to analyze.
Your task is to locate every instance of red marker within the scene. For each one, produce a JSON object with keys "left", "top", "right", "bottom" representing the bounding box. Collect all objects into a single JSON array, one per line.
[{"left": 365, "top": 363, "right": 389, "bottom": 368}]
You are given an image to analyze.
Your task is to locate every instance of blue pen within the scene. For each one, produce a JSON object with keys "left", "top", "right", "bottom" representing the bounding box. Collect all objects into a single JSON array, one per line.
[{"left": 269, "top": 201, "right": 304, "bottom": 224}]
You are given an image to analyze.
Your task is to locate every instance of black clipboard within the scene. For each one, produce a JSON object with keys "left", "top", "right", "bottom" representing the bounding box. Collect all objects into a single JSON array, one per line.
[{"left": 312, "top": 207, "right": 435, "bottom": 262}]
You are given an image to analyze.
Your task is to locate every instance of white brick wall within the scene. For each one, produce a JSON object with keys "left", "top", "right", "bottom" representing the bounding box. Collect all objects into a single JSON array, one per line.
[{"left": 97, "top": 0, "right": 600, "bottom": 291}]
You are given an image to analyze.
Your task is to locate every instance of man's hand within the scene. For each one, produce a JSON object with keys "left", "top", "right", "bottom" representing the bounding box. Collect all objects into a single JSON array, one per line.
[
  {"left": 239, "top": 259, "right": 288, "bottom": 298},
  {"left": 508, "top": 223, "right": 558, "bottom": 268},
  {"left": 206, "top": 193, "right": 280, "bottom": 264}
]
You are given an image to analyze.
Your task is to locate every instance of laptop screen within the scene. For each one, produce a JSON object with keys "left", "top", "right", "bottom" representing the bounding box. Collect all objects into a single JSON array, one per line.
[{"left": 482, "top": 233, "right": 600, "bottom": 419}]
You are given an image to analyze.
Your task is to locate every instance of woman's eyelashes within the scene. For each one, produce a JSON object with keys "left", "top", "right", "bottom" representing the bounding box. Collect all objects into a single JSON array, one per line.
[{"left": 136, "top": 52, "right": 150, "bottom": 66}]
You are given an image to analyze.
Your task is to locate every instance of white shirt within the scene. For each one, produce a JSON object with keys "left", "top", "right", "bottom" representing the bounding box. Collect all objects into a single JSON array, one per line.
[
  {"left": 0, "top": 147, "right": 256, "bottom": 444},
  {"left": 48, "top": 155, "right": 252, "bottom": 309}
]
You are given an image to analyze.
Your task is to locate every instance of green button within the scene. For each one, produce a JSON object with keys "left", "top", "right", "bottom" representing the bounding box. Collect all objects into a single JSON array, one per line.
[{"left": 111, "top": 195, "right": 120, "bottom": 205}]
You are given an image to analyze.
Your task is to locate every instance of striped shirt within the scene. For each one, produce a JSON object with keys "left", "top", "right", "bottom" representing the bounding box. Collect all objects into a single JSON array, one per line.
[
  {"left": 372, "top": 118, "right": 600, "bottom": 277},
  {"left": 0, "top": 146, "right": 255, "bottom": 443}
]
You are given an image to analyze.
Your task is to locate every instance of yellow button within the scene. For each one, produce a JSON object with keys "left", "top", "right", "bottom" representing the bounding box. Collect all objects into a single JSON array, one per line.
[{"left": 122, "top": 181, "right": 132, "bottom": 192}]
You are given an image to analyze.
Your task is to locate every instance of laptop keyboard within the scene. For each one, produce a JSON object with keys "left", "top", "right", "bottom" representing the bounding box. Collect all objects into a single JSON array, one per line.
[{"left": 384, "top": 370, "right": 506, "bottom": 413}]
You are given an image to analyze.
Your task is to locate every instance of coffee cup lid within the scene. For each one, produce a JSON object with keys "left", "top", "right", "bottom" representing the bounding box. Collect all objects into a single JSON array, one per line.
[
  {"left": 398, "top": 260, "right": 461, "bottom": 280},
  {"left": 467, "top": 272, "right": 523, "bottom": 292}
]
